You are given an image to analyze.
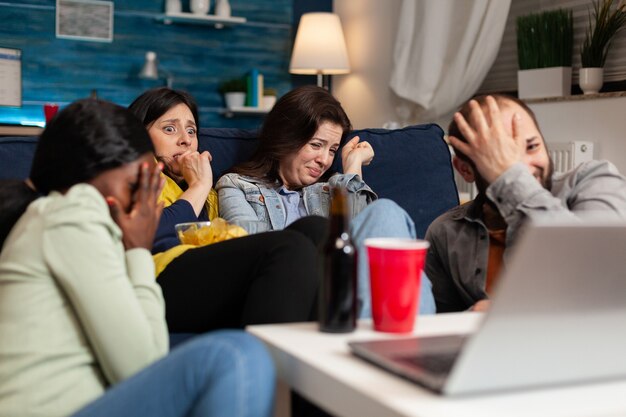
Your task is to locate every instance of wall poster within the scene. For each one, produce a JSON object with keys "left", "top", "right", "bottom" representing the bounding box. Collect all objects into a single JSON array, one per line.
[
  {"left": 56, "top": 0, "right": 114, "bottom": 42},
  {"left": 0, "top": 47, "right": 21, "bottom": 107}
]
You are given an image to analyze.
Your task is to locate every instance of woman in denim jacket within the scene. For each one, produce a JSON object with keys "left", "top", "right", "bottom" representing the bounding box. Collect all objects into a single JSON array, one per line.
[{"left": 216, "top": 86, "right": 436, "bottom": 317}]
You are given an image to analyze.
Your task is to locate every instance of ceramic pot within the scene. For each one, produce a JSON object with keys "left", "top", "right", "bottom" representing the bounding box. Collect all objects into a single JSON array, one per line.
[
  {"left": 517, "top": 67, "right": 572, "bottom": 99},
  {"left": 166, "top": 0, "right": 182, "bottom": 13},
  {"left": 224, "top": 92, "right": 245, "bottom": 108},
  {"left": 579, "top": 67, "right": 603, "bottom": 95},
  {"left": 215, "top": 0, "right": 231, "bottom": 17},
  {"left": 262, "top": 95, "right": 276, "bottom": 110},
  {"left": 190, "top": 0, "right": 210, "bottom": 15}
]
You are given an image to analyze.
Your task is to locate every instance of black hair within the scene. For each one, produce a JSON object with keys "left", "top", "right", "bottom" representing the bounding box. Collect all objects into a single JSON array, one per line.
[
  {"left": 231, "top": 85, "right": 352, "bottom": 183},
  {"left": 128, "top": 87, "right": 200, "bottom": 129},
  {"left": 0, "top": 98, "right": 154, "bottom": 248},
  {"left": 0, "top": 180, "right": 39, "bottom": 249}
]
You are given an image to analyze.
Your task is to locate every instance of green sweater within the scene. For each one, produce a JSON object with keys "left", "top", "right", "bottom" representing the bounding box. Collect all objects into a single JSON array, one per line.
[{"left": 0, "top": 184, "right": 168, "bottom": 417}]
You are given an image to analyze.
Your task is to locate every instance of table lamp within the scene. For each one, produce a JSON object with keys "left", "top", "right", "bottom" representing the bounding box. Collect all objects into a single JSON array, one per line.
[
  {"left": 139, "top": 51, "right": 174, "bottom": 88},
  {"left": 289, "top": 12, "right": 350, "bottom": 89}
]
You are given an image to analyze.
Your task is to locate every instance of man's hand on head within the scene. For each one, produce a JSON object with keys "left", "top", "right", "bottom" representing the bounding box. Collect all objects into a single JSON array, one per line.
[{"left": 448, "top": 96, "right": 527, "bottom": 184}]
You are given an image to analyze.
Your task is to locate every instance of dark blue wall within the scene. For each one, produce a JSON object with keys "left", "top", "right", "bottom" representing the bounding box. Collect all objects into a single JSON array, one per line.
[{"left": 0, "top": 0, "right": 295, "bottom": 129}]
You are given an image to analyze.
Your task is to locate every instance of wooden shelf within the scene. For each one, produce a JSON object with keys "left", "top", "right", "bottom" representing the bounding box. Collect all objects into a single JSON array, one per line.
[
  {"left": 0, "top": 125, "right": 43, "bottom": 136},
  {"left": 220, "top": 106, "right": 269, "bottom": 118},
  {"left": 523, "top": 91, "right": 626, "bottom": 104},
  {"left": 156, "top": 12, "right": 246, "bottom": 28}
]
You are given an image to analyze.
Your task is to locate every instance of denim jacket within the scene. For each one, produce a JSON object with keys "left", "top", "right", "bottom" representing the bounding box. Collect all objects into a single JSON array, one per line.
[{"left": 216, "top": 172, "right": 377, "bottom": 234}]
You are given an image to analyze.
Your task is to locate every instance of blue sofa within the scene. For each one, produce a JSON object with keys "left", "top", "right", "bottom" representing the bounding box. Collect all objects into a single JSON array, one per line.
[
  {"left": 0, "top": 123, "right": 458, "bottom": 237},
  {"left": 0, "top": 123, "right": 458, "bottom": 347}
]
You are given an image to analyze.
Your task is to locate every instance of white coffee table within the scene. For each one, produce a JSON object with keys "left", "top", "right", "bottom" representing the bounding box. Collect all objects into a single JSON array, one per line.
[{"left": 247, "top": 312, "right": 626, "bottom": 417}]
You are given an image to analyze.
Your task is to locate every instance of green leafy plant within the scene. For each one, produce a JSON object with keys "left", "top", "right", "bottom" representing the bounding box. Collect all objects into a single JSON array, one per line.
[
  {"left": 580, "top": 0, "right": 626, "bottom": 68},
  {"left": 218, "top": 78, "right": 246, "bottom": 94},
  {"left": 517, "top": 9, "right": 573, "bottom": 70}
]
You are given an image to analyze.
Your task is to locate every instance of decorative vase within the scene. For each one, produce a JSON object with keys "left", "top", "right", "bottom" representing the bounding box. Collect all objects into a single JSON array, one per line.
[
  {"left": 166, "top": 0, "right": 182, "bottom": 14},
  {"left": 262, "top": 95, "right": 276, "bottom": 110},
  {"left": 517, "top": 67, "right": 572, "bottom": 99},
  {"left": 190, "top": 0, "right": 210, "bottom": 15},
  {"left": 224, "top": 92, "right": 246, "bottom": 109},
  {"left": 215, "top": 0, "right": 231, "bottom": 17},
  {"left": 579, "top": 67, "right": 603, "bottom": 95}
]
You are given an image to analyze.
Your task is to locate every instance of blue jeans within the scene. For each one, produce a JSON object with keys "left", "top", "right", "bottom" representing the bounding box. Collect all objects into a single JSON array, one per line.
[
  {"left": 72, "top": 330, "right": 275, "bottom": 417},
  {"left": 351, "top": 199, "right": 437, "bottom": 318}
]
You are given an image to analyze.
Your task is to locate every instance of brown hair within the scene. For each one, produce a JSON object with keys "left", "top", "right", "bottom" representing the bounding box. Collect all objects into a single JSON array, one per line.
[
  {"left": 448, "top": 94, "right": 542, "bottom": 162},
  {"left": 231, "top": 85, "right": 352, "bottom": 182}
]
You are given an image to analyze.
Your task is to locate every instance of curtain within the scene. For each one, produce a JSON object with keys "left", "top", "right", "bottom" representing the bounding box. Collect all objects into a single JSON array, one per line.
[{"left": 390, "top": 0, "right": 511, "bottom": 121}]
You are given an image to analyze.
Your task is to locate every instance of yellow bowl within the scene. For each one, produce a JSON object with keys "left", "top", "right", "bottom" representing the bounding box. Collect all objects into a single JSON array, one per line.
[
  {"left": 175, "top": 221, "right": 212, "bottom": 245},
  {"left": 175, "top": 218, "right": 247, "bottom": 246}
]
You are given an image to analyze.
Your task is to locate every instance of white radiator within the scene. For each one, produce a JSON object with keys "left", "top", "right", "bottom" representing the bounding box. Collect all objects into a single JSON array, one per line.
[
  {"left": 452, "top": 141, "right": 595, "bottom": 203},
  {"left": 549, "top": 141, "right": 594, "bottom": 173}
]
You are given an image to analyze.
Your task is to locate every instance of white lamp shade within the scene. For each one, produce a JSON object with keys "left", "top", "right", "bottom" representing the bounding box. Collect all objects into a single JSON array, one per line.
[{"left": 289, "top": 12, "right": 350, "bottom": 75}]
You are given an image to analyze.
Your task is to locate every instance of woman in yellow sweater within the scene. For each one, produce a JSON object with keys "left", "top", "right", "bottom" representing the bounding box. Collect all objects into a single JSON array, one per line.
[{"left": 129, "top": 88, "right": 323, "bottom": 333}]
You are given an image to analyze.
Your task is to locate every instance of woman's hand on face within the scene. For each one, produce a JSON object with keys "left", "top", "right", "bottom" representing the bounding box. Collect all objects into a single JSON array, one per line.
[
  {"left": 179, "top": 150, "right": 213, "bottom": 190},
  {"left": 108, "top": 162, "right": 165, "bottom": 251},
  {"left": 341, "top": 136, "right": 375, "bottom": 175}
]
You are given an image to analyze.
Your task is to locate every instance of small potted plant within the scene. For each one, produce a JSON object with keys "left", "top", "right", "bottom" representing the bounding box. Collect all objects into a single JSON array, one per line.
[
  {"left": 516, "top": 8, "right": 573, "bottom": 99},
  {"left": 579, "top": 0, "right": 626, "bottom": 94},
  {"left": 262, "top": 87, "right": 277, "bottom": 110},
  {"left": 219, "top": 78, "right": 247, "bottom": 109}
]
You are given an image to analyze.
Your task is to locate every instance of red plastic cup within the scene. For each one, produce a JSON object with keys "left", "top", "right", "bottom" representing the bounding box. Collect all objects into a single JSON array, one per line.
[
  {"left": 365, "top": 238, "right": 430, "bottom": 333},
  {"left": 44, "top": 103, "right": 59, "bottom": 123}
]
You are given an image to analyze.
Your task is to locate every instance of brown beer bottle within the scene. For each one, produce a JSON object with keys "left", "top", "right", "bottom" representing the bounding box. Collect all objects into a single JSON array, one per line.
[{"left": 319, "top": 186, "right": 357, "bottom": 333}]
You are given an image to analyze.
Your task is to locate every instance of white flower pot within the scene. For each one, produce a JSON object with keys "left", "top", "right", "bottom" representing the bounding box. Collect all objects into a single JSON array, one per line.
[
  {"left": 215, "top": 0, "right": 231, "bottom": 17},
  {"left": 518, "top": 67, "right": 572, "bottom": 99},
  {"left": 224, "top": 92, "right": 245, "bottom": 108},
  {"left": 166, "top": 0, "right": 182, "bottom": 13},
  {"left": 190, "top": 0, "right": 210, "bottom": 15},
  {"left": 262, "top": 95, "right": 276, "bottom": 110},
  {"left": 579, "top": 67, "right": 603, "bottom": 95}
]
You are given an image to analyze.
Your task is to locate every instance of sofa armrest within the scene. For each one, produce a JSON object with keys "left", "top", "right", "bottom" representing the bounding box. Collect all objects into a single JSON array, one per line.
[{"left": 0, "top": 136, "right": 38, "bottom": 180}]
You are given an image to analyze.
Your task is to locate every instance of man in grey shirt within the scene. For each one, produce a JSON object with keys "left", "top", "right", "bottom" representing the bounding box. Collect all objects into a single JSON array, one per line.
[{"left": 425, "top": 94, "right": 626, "bottom": 313}]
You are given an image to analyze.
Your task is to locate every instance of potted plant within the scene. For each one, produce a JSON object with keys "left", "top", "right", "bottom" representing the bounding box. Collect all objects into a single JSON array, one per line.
[
  {"left": 262, "top": 87, "right": 277, "bottom": 110},
  {"left": 579, "top": 0, "right": 626, "bottom": 94},
  {"left": 219, "top": 78, "right": 247, "bottom": 109},
  {"left": 516, "top": 8, "right": 573, "bottom": 99}
]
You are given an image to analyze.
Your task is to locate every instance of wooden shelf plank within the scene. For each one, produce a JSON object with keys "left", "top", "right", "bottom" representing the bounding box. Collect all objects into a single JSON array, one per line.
[
  {"left": 156, "top": 12, "right": 246, "bottom": 28},
  {"left": 220, "top": 106, "right": 269, "bottom": 118}
]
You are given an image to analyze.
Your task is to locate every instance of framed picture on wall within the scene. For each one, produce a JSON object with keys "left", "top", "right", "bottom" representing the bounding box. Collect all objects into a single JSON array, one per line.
[
  {"left": 56, "top": 0, "right": 114, "bottom": 43},
  {"left": 0, "top": 47, "right": 22, "bottom": 107}
]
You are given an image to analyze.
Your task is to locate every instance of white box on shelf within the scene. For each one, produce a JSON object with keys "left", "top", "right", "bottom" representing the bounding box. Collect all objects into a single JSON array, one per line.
[{"left": 518, "top": 67, "right": 572, "bottom": 99}]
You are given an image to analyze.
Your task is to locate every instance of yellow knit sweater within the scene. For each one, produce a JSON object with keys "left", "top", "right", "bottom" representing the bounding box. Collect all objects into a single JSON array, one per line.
[{"left": 152, "top": 174, "right": 219, "bottom": 276}]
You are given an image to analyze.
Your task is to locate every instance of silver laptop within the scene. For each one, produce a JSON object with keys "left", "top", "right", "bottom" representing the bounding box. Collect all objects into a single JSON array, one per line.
[{"left": 349, "top": 221, "right": 626, "bottom": 396}]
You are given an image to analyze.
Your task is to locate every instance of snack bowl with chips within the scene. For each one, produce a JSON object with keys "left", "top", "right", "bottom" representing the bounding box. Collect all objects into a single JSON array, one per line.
[{"left": 175, "top": 218, "right": 247, "bottom": 246}]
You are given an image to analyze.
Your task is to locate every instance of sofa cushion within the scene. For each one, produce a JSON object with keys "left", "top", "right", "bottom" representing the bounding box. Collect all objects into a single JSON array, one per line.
[
  {"left": 197, "top": 128, "right": 258, "bottom": 181},
  {"left": 335, "top": 124, "right": 459, "bottom": 238},
  {"left": 0, "top": 137, "right": 37, "bottom": 180}
]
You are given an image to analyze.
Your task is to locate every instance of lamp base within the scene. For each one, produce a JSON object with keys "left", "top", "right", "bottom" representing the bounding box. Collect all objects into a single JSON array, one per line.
[{"left": 316, "top": 72, "right": 331, "bottom": 90}]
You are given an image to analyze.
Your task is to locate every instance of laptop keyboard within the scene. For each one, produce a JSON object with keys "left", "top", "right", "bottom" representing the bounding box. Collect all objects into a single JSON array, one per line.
[{"left": 400, "top": 352, "right": 459, "bottom": 376}]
